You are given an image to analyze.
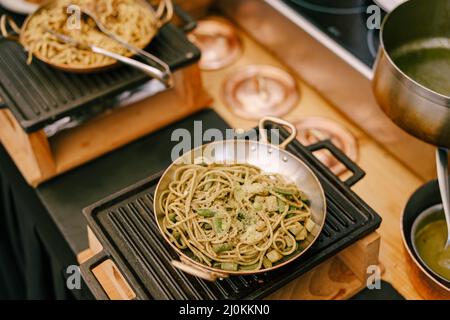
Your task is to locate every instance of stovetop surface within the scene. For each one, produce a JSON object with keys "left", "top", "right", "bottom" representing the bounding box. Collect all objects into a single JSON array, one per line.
[{"left": 283, "top": 0, "right": 384, "bottom": 67}]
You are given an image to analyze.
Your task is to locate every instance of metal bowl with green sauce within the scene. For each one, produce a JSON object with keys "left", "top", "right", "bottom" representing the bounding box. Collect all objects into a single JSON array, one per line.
[{"left": 412, "top": 204, "right": 450, "bottom": 283}]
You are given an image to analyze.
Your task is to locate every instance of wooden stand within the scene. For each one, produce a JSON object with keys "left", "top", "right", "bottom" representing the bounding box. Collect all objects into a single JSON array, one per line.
[
  {"left": 0, "top": 65, "right": 211, "bottom": 187},
  {"left": 78, "top": 228, "right": 381, "bottom": 300}
]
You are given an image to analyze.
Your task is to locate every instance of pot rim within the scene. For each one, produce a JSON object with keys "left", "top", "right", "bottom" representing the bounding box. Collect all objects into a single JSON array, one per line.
[
  {"left": 410, "top": 204, "right": 450, "bottom": 286},
  {"left": 401, "top": 198, "right": 450, "bottom": 293}
]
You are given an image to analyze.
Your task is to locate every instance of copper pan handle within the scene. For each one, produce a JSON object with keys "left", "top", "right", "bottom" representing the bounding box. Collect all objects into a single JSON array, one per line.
[
  {"left": 259, "top": 116, "right": 297, "bottom": 150},
  {"left": 171, "top": 256, "right": 228, "bottom": 282}
]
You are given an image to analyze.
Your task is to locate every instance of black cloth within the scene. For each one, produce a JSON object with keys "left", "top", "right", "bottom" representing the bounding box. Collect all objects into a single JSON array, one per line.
[{"left": 0, "top": 145, "right": 84, "bottom": 299}]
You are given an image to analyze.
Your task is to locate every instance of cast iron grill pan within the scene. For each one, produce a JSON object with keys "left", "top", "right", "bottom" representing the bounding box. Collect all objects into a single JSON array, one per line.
[
  {"left": 0, "top": 6, "right": 200, "bottom": 133},
  {"left": 82, "top": 127, "right": 382, "bottom": 300}
]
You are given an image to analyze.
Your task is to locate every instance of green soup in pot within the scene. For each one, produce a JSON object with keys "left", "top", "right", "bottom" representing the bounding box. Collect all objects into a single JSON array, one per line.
[
  {"left": 414, "top": 216, "right": 450, "bottom": 281},
  {"left": 393, "top": 39, "right": 450, "bottom": 97}
]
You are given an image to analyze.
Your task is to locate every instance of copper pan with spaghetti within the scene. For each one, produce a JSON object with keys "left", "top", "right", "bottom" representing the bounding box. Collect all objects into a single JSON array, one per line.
[
  {"left": 0, "top": 0, "right": 173, "bottom": 83},
  {"left": 153, "top": 117, "right": 327, "bottom": 281}
]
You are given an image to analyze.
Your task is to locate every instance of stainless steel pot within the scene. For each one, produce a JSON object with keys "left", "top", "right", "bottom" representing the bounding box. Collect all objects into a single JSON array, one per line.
[
  {"left": 373, "top": 0, "right": 450, "bottom": 148},
  {"left": 153, "top": 117, "right": 327, "bottom": 281},
  {"left": 402, "top": 180, "right": 450, "bottom": 299}
]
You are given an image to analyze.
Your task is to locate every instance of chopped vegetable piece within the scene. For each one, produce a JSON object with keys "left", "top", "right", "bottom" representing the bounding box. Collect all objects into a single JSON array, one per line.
[
  {"left": 273, "top": 186, "right": 297, "bottom": 195},
  {"left": 286, "top": 236, "right": 297, "bottom": 248},
  {"left": 239, "top": 263, "right": 259, "bottom": 271},
  {"left": 234, "top": 187, "right": 245, "bottom": 202},
  {"left": 240, "top": 225, "right": 263, "bottom": 243},
  {"left": 212, "top": 217, "right": 223, "bottom": 234},
  {"left": 221, "top": 262, "right": 238, "bottom": 271},
  {"left": 212, "top": 243, "right": 233, "bottom": 253},
  {"left": 266, "top": 249, "right": 283, "bottom": 263},
  {"left": 253, "top": 203, "right": 263, "bottom": 210},
  {"left": 286, "top": 213, "right": 295, "bottom": 219},
  {"left": 277, "top": 198, "right": 286, "bottom": 213},
  {"left": 296, "top": 228, "right": 308, "bottom": 241},
  {"left": 173, "top": 230, "right": 181, "bottom": 241},
  {"left": 243, "top": 183, "right": 267, "bottom": 195},
  {"left": 253, "top": 196, "right": 264, "bottom": 210},
  {"left": 287, "top": 222, "right": 304, "bottom": 236},
  {"left": 265, "top": 196, "right": 278, "bottom": 212},
  {"left": 197, "top": 209, "right": 216, "bottom": 218},
  {"left": 237, "top": 212, "right": 246, "bottom": 221},
  {"left": 262, "top": 257, "right": 273, "bottom": 269},
  {"left": 168, "top": 213, "right": 177, "bottom": 223},
  {"left": 305, "top": 218, "right": 316, "bottom": 233}
]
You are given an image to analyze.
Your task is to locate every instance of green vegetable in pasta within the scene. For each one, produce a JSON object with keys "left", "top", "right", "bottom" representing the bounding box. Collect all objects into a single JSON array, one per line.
[
  {"left": 262, "top": 257, "right": 273, "bottom": 269},
  {"left": 266, "top": 249, "right": 283, "bottom": 263},
  {"left": 213, "top": 243, "right": 233, "bottom": 253},
  {"left": 305, "top": 218, "right": 316, "bottom": 233},
  {"left": 277, "top": 198, "right": 286, "bottom": 213},
  {"left": 273, "top": 187, "right": 298, "bottom": 195},
  {"left": 239, "top": 263, "right": 260, "bottom": 271},
  {"left": 221, "top": 262, "right": 238, "bottom": 271},
  {"left": 212, "top": 217, "right": 223, "bottom": 234},
  {"left": 197, "top": 209, "right": 216, "bottom": 218}
]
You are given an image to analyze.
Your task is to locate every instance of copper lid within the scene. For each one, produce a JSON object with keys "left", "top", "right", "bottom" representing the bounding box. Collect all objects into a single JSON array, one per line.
[
  {"left": 295, "top": 117, "right": 358, "bottom": 175},
  {"left": 223, "top": 65, "right": 299, "bottom": 120},
  {"left": 188, "top": 19, "right": 242, "bottom": 71}
]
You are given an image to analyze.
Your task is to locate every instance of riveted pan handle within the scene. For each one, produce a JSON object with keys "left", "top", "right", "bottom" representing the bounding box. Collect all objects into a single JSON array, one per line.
[
  {"left": 171, "top": 255, "right": 228, "bottom": 282},
  {"left": 259, "top": 117, "right": 298, "bottom": 150},
  {"left": 306, "top": 139, "right": 365, "bottom": 187}
]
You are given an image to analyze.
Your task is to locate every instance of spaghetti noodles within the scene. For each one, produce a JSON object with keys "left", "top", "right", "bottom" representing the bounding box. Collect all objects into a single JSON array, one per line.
[
  {"left": 159, "top": 163, "right": 316, "bottom": 272},
  {"left": 21, "top": 0, "right": 157, "bottom": 68}
]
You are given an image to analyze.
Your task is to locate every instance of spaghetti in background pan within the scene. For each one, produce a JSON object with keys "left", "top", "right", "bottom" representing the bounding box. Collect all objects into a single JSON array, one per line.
[{"left": 20, "top": 0, "right": 158, "bottom": 71}]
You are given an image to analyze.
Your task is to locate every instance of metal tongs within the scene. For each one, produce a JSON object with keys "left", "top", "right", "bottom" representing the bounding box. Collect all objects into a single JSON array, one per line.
[
  {"left": 66, "top": 2, "right": 174, "bottom": 87},
  {"left": 46, "top": 29, "right": 172, "bottom": 87}
]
